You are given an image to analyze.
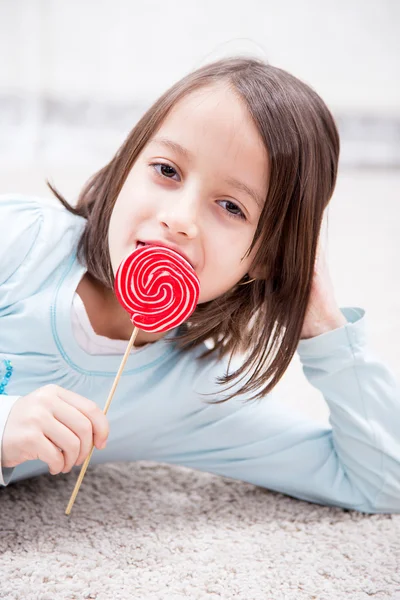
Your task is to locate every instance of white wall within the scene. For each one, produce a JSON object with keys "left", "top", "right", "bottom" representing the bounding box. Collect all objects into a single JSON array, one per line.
[
  {"left": 1, "top": 0, "right": 399, "bottom": 112},
  {"left": 0, "top": 0, "right": 398, "bottom": 167}
]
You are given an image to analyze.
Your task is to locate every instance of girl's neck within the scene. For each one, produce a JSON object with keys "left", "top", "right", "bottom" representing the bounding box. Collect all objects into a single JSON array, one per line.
[{"left": 75, "top": 272, "right": 166, "bottom": 347}]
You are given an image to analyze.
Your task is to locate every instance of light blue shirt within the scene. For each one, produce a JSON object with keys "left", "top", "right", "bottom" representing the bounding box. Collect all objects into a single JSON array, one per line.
[{"left": 1, "top": 194, "right": 399, "bottom": 514}]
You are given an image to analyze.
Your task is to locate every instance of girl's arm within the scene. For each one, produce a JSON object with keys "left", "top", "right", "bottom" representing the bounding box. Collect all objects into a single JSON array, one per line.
[
  {"left": 147, "top": 306, "right": 400, "bottom": 514},
  {"left": 0, "top": 396, "right": 21, "bottom": 485},
  {"left": 0, "top": 194, "right": 44, "bottom": 485}
]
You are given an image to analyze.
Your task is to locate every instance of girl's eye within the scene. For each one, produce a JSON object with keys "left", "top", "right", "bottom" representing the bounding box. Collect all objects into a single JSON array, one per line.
[
  {"left": 151, "top": 162, "right": 179, "bottom": 181},
  {"left": 217, "top": 200, "right": 246, "bottom": 221},
  {"left": 150, "top": 162, "right": 247, "bottom": 222}
]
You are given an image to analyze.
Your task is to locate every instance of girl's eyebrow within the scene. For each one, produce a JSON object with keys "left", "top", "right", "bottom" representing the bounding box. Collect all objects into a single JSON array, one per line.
[
  {"left": 150, "top": 136, "right": 264, "bottom": 209},
  {"left": 152, "top": 137, "right": 194, "bottom": 162}
]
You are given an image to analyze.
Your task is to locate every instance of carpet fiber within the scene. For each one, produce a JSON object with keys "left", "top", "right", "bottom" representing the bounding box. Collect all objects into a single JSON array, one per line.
[{"left": 1, "top": 461, "right": 399, "bottom": 599}]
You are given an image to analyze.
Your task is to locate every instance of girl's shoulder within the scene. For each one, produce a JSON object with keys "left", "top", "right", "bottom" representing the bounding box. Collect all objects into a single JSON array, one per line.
[
  {"left": 0, "top": 193, "right": 86, "bottom": 287},
  {"left": 0, "top": 192, "right": 85, "bottom": 232},
  {"left": 0, "top": 192, "right": 81, "bottom": 220}
]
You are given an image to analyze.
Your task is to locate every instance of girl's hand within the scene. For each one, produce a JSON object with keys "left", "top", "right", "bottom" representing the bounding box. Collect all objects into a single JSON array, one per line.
[
  {"left": 299, "top": 239, "right": 347, "bottom": 340},
  {"left": 1, "top": 384, "right": 110, "bottom": 474}
]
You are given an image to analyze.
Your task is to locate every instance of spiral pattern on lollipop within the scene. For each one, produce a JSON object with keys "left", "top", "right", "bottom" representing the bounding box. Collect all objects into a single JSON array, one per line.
[{"left": 114, "top": 245, "right": 200, "bottom": 333}]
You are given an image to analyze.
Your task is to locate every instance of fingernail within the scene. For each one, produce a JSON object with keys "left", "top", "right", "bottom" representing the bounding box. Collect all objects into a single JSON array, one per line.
[{"left": 100, "top": 441, "right": 107, "bottom": 450}]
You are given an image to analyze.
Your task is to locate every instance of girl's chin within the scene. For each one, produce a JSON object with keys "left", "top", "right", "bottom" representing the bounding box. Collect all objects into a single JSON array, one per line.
[{"left": 198, "top": 286, "right": 230, "bottom": 304}]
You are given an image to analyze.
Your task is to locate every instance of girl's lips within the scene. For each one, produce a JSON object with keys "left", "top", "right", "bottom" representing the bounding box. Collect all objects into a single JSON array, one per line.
[{"left": 135, "top": 240, "right": 195, "bottom": 269}]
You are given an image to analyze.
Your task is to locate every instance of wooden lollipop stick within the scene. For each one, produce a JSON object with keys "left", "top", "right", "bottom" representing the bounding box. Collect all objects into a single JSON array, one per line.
[{"left": 65, "top": 325, "right": 140, "bottom": 515}]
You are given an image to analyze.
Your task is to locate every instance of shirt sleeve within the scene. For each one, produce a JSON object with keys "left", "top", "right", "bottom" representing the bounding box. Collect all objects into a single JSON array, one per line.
[
  {"left": 0, "top": 194, "right": 43, "bottom": 289},
  {"left": 0, "top": 395, "right": 20, "bottom": 486},
  {"left": 148, "top": 306, "right": 400, "bottom": 514},
  {"left": 0, "top": 195, "right": 44, "bottom": 486}
]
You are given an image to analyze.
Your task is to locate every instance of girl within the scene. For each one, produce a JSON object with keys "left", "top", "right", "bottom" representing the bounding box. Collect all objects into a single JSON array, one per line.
[{"left": 0, "top": 57, "right": 399, "bottom": 514}]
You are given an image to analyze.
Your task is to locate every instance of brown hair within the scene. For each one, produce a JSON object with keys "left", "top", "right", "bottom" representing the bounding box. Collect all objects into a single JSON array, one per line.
[{"left": 49, "top": 56, "right": 339, "bottom": 403}]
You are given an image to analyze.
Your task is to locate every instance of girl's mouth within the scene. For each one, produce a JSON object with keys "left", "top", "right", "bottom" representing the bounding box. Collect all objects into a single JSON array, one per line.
[{"left": 135, "top": 240, "right": 195, "bottom": 269}]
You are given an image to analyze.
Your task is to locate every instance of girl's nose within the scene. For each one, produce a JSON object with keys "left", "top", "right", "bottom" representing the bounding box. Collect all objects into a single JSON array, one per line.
[{"left": 158, "top": 201, "right": 199, "bottom": 238}]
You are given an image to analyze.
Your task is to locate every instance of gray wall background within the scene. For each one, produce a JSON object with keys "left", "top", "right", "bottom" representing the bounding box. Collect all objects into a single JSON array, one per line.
[{"left": 0, "top": 0, "right": 399, "bottom": 172}]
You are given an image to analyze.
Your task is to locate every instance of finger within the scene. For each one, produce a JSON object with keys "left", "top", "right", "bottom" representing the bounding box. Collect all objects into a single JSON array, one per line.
[
  {"left": 42, "top": 413, "right": 82, "bottom": 472},
  {"left": 51, "top": 401, "right": 95, "bottom": 466},
  {"left": 54, "top": 387, "right": 110, "bottom": 449},
  {"left": 36, "top": 434, "right": 66, "bottom": 475}
]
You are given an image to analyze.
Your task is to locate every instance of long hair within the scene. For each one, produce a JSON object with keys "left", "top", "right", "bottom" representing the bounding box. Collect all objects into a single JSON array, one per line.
[{"left": 48, "top": 56, "right": 340, "bottom": 403}]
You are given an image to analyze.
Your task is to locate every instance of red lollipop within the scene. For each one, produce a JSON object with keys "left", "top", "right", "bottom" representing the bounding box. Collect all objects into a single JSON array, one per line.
[
  {"left": 114, "top": 245, "right": 200, "bottom": 332},
  {"left": 66, "top": 245, "right": 200, "bottom": 515}
]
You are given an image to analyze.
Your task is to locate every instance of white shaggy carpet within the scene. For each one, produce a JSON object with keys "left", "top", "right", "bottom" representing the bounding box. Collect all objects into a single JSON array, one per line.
[
  {"left": 0, "top": 169, "right": 399, "bottom": 599},
  {"left": 1, "top": 461, "right": 400, "bottom": 600}
]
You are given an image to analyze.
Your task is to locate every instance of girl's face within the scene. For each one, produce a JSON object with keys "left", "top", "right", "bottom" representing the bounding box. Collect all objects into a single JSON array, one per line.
[{"left": 108, "top": 83, "right": 269, "bottom": 304}]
